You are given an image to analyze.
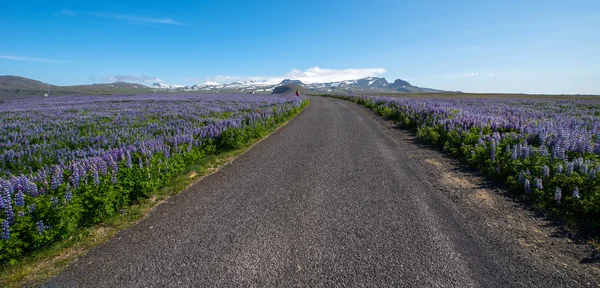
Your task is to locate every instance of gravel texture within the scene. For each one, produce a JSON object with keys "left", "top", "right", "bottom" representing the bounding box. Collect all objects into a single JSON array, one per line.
[{"left": 46, "top": 96, "right": 600, "bottom": 287}]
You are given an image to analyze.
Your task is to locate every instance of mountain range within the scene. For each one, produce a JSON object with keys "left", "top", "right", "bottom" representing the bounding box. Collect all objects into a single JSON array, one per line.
[
  {"left": 149, "top": 77, "right": 446, "bottom": 94},
  {"left": 0, "top": 75, "right": 448, "bottom": 98}
]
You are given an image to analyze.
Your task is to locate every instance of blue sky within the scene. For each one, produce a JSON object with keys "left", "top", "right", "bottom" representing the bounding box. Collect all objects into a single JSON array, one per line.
[{"left": 1, "top": 0, "right": 599, "bottom": 94}]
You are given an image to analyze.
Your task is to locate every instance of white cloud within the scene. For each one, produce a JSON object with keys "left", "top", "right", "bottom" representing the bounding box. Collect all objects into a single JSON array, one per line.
[
  {"left": 204, "top": 66, "right": 387, "bottom": 84},
  {"left": 204, "top": 75, "right": 273, "bottom": 83},
  {"left": 488, "top": 73, "right": 494, "bottom": 77},
  {"left": 464, "top": 72, "right": 479, "bottom": 77},
  {"left": 89, "top": 12, "right": 183, "bottom": 25},
  {"left": 0, "top": 54, "right": 71, "bottom": 63},
  {"left": 103, "top": 75, "right": 163, "bottom": 83},
  {"left": 282, "top": 67, "right": 387, "bottom": 83},
  {"left": 59, "top": 9, "right": 76, "bottom": 16}
]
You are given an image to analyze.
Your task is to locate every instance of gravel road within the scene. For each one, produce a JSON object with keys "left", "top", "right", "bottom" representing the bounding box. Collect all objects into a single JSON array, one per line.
[{"left": 46, "top": 96, "right": 599, "bottom": 287}]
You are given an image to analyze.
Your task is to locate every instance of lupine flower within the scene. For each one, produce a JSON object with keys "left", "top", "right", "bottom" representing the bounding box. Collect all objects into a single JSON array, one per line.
[
  {"left": 97, "top": 158, "right": 108, "bottom": 175},
  {"left": 554, "top": 187, "right": 562, "bottom": 204},
  {"left": 566, "top": 162, "right": 574, "bottom": 175},
  {"left": 556, "top": 164, "right": 563, "bottom": 174},
  {"left": 28, "top": 204, "right": 35, "bottom": 214},
  {"left": 511, "top": 146, "right": 518, "bottom": 160},
  {"left": 572, "top": 186, "right": 580, "bottom": 199},
  {"left": 15, "top": 191, "right": 25, "bottom": 207},
  {"left": 111, "top": 171, "right": 117, "bottom": 184},
  {"left": 524, "top": 179, "right": 531, "bottom": 193},
  {"left": 535, "top": 178, "right": 543, "bottom": 190},
  {"left": 518, "top": 170, "right": 525, "bottom": 183},
  {"left": 36, "top": 220, "right": 49, "bottom": 234},
  {"left": 538, "top": 145, "right": 548, "bottom": 156},
  {"left": 51, "top": 196, "right": 59, "bottom": 207},
  {"left": 91, "top": 165, "right": 100, "bottom": 186},
  {"left": 1, "top": 220, "right": 9, "bottom": 240},
  {"left": 69, "top": 167, "right": 80, "bottom": 188},
  {"left": 65, "top": 185, "right": 72, "bottom": 203},
  {"left": 51, "top": 166, "right": 63, "bottom": 190},
  {"left": 542, "top": 165, "right": 550, "bottom": 178},
  {"left": 126, "top": 151, "right": 132, "bottom": 168}
]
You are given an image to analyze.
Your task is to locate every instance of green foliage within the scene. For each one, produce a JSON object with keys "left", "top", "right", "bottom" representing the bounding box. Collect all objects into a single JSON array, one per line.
[
  {"left": 0, "top": 99, "right": 309, "bottom": 264},
  {"left": 324, "top": 94, "right": 600, "bottom": 232}
]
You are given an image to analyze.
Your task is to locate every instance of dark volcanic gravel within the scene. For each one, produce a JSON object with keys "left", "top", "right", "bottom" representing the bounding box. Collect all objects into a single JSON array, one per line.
[{"left": 46, "top": 97, "right": 600, "bottom": 287}]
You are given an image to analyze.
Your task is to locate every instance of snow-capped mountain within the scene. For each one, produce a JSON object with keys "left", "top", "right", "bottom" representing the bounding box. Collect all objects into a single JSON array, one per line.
[
  {"left": 151, "top": 83, "right": 185, "bottom": 89},
  {"left": 149, "top": 77, "right": 445, "bottom": 94}
]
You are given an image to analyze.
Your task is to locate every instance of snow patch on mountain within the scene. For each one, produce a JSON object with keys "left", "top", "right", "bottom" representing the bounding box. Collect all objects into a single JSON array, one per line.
[{"left": 151, "top": 83, "right": 185, "bottom": 89}]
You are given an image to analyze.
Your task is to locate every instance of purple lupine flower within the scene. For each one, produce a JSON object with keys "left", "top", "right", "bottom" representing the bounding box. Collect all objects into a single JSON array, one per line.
[
  {"left": 538, "top": 145, "right": 548, "bottom": 157},
  {"left": 187, "top": 138, "right": 193, "bottom": 153},
  {"left": 490, "top": 142, "right": 496, "bottom": 161},
  {"left": 581, "top": 163, "right": 589, "bottom": 175},
  {"left": 126, "top": 151, "right": 132, "bottom": 169},
  {"left": 566, "top": 162, "right": 574, "bottom": 175},
  {"left": 106, "top": 154, "right": 118, "bottom": 173},
  {"left": 518, "top": 170, "right": 525, "bottom": 183},
  {"left": 554, "top": 187, "right": 562, "bottom": 204},
  {"left": 535, "top": 178, "right": 543, "bottom": 190},
  {"left": 69, "top": 166, "right": 80, "bottom": 188},
  {"left": 18, "top": 211, "right": 25, "bottom": 217},
  {"left": 524, "top": 145, "right": 532, "bottom": 158},
  {"left": 524, "top": 179, "right": 531, "bottom": 193},
  {"left": 90, "top": 165, "right": 100, "bottom": 186},
  {"left": 575, "top": 157, "right": 584, "bottom": 170},
  {"left": 111, "top": 171, "right": 117, "bottom": 184},
  {"left": 97, "top": 158, "right": 108, "bottom": 175},
  {"left": 556, "top": 164, "right": 563, "bottom": 174},
  {"left": 28, "top": 204, "right": 35, "bottom": 214},
  {"left": 36, "top": 220, "right": 49, "bottom": 234},
  {"left": 542, "top": 165, "right": 550, "bottom": 178},
  {"left": 572, "top": 186, "right": 580, "bottom": 199},
  {"left": 1, "top": 220, "right": 9, "bottom": 240},
  {"left": 51, "top": 166, "right": 63, "bottom": 190},
  {"left": 511, "top": 146, "right": 518, "bottom": 160},
  {"left": 65, "top": 184, "right": 72, "bottom": 203},
  {"left": 139, "top": 158, "right": 143, "bottom": 170},
  {"left": 15, "top": 191, "right": 25, "bottom": 207},
  {"left": 51, "top": 196, "right": 59, "bottom": 207}
]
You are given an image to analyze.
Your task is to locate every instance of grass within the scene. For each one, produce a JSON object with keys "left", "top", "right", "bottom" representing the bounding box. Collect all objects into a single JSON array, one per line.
[{"left": 0, "top": 100, "right": 309, "bottom": 288}]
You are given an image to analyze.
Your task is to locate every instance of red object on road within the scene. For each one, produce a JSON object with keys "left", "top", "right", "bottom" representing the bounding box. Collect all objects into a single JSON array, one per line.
[{"left": 295, "top": 90, "right": 300, "bottom": 97}]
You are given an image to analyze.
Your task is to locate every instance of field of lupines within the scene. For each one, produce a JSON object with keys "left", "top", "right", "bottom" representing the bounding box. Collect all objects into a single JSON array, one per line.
[
  {"left": 328, "top": 95, "right": 600, "bottom": 231},
  {"left": 0, "top": 94, "right": 307, "bottom": 263}
]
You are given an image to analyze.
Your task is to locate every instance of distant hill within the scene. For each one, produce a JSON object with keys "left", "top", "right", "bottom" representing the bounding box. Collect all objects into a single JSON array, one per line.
[
  {"left": 0, "top": 76, "right": 156, "bottom": 98},
  {"left": 150, "top": 76, "right": 448, "bottom": 95},
  {"left": 0, "top": 76, "right": 56, "bottom": 90},
  {"left": 0, "top": 75, "right": 450, "bottom": 98},
  {"left": 0, "top": 76, "right": 58, "bottom": 98},
  {"left": 271, "top": 84, "right": 305, "bottom": 95}
]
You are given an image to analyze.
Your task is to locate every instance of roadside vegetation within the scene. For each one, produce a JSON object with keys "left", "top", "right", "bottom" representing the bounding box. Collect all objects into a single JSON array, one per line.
[
  {"left": 324, "top": 94, "right": 600, "bottom": 233},
  {"left": 0, "top": 94, "right": 308, "bottom": 269}
]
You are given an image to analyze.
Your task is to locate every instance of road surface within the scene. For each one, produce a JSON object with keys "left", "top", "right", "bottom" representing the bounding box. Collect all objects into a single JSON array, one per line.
[{"left": 47, "top": 96, "right": 592, "bottom": 287}]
